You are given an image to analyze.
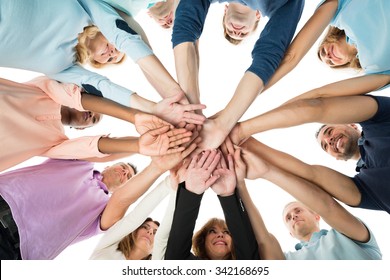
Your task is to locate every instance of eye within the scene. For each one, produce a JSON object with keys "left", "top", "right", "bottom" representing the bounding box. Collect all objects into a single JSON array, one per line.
[
  {"left": 223, "top": 230, "right": 231, "bottom": 235},
  {"left": 107, "top": 57, "right": 113, "bottom": 63},
  {"left": 209, "top": 229, "right": 216, "bottom": 234}
]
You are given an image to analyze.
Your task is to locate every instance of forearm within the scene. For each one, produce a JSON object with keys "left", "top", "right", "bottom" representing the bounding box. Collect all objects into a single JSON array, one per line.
[
  {"left": 217, "top": 72, "right": 264, "bottom": 133},
  {"left": 137, "top": 55, "right": 184, "bottom": 99},
  {"left": 236, "top": 180, "right": 285, "bottom": 260},
  {"left": 240, "top": 96, "right": 378, "bottom": 139},
  {"left": 174, "top": 42, "right": 200, "bottom": 105},
  {"left": 285, "top": 74, "right": 390, "bottom": 103},
  {"left": 81, "top": 93, "right": 138, "bottom": 123},
  {"left": 165, "top": 183, "right": 202, "bottom": 260},
  {"left": 101, "top": 164, "right": 164, "bottom": 230},
  {"left": 218, "top": 191, "right": 260, "bottom": 260},
  {"left": 129, "top": 93, "right": 156, "bottom": 114},
  {"left": 264, "top": 0, "right": 337, "bottom": 91},
  {"left": 242, "top": 137, "right": 361, "bottom": 206},
  {"left": 262, "top": 162, "right": 369, "bottom": 242},
  {"left": 97, "top": 136, "right": 139, "bottom": 154}
]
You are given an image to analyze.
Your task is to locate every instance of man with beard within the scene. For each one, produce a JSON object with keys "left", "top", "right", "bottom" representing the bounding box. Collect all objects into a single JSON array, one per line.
[{"left": 230, "top": 94, "right": 390, "bottom": 215}]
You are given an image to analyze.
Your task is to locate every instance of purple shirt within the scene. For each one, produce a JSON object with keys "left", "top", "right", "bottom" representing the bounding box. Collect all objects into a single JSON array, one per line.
[{"left": 0, "top": 159, "right": 110, "bottom": 259}]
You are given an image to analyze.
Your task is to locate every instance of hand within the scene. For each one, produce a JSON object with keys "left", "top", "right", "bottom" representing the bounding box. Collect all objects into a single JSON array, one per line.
[
  {"left": 240, "top": 141, "right": 270, "bottom": 179},
  {"left": 169, "top": 158, "right": 191, "bottom": 191},
  {"left": 151, "top": 141, "right": 197, "bottom": 174},
  {"left": 221, "top": 137, "right": 246, "bottom": 183},
  {"left": 134, "top": 112, "right": 173, "bottom": 135},
  {"left": 185, "top": 150, "right": 221, "bottom": 194},
  {"left": 229, "top": 123, "right": 247, "bottom": 146},
  {"left": 211, "top": 153, "right": 236, "bottom": 197},
  {"left": 154, "top": 92, "right": 206, "bottom": 125},
  {"left": 197, "top": 118, "right": 230, "bottom": 151},
  {"left": 139, "top": 126, "right": 192, "bottom": 156},
  {"left": 232, "top": 148, "right": 246, "bottom": 183}
]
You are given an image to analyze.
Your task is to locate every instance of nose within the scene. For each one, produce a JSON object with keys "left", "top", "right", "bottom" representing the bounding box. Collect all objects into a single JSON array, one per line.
[
  {"left": 232, "top": 29, "right": 241, "bottom": 36},
  {"left": 324, "top": 134, "right": 334, "bottom": 146}
]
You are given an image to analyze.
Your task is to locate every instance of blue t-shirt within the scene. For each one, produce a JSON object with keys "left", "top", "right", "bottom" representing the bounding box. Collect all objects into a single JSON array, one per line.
[
  {"left": 172, "top": 0, "right": 304, "bottom": 85},
  {"left": 351, "top": 96, "right": 390, "bottom": 214},
  {"left": 318, "top": 0, "right": 390, "bottom": 75}
]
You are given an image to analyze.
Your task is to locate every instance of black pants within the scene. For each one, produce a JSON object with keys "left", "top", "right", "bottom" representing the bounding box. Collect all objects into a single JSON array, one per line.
[{"left": 0, "top": 195, "right": 21, "bottom": 260}]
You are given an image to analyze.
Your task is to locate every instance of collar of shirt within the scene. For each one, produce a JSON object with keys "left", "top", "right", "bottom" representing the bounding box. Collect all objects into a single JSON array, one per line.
[
  {"left": 356, "top": 133, "right": 366, "bottom": 172},
  {"left": 93, "top": 170, "right": 109, "bottom": 194},
  {"left": 147, "top": 0, "right": 166, "bottom": 9},
  {"left": 295, "top": 229, "right": 328, "bottom": 250}
]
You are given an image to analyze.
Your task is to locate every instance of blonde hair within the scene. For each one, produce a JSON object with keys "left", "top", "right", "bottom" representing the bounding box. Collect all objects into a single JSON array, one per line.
[
  {"left": 317, "top": 26, "right": 361, "bottom": 70},
  {"left": 222, "top": 14, "right": 259, "bottom": 45},
  {"left": 75, "top": 25, "right": 125, "bottom": 68},
  {"left": 117, "top": 218, "right": 159, "bottom": 260},
  {"left": 192, "top": 218, "right": 236, "bottom": 260}
]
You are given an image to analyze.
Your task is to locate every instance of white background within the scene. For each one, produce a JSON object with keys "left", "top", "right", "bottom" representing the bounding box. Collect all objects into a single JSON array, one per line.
[{"left": 1, "top": 1, "right": 388, "bottom": 268}]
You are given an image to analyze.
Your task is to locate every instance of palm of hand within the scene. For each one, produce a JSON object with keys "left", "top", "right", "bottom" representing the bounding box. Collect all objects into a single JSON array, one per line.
[
  {"left": 185, "top": 168, "right": 212, "bottom": 192},
  {"left": 155, "top": 100, "right": 183, "bottom": 125},
  {"left": 139, "top": 130, "right": 170, "bottom": 156},
  {"left": 211, "top": 168, "right": 236, "bottom": 196},
  {"left": 135, "top": 114, "right": 170, "bottom": 135}
]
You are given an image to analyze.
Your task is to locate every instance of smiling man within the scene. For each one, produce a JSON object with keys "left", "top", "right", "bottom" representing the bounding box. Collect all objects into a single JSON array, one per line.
[{"left": 232, "top": 92, "right": 390, "bottom": 216}]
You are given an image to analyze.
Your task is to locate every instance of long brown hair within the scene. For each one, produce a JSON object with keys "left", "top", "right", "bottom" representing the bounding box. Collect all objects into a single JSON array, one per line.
[
  {"left": 117, "top": 217, "right": 160, "bottom": 260},
  {"left": 192, "top": 218, "right": 236, "bottom": 260}
]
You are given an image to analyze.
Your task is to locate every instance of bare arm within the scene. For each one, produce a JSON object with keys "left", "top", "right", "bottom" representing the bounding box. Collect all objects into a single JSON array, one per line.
[
  {"left": 264, "top": 0, "right": 338, "bottom": 91},
  {"left": 285, "top": 74, "right": 390, "bottom": 104},
  {"left": 235, "top": 95, "right": 378, "bottom": 143},
  {"left": 137, "top": 54, "right": 188, "bottom": 103},
  {"left": 100, "top": 141, "right": 198, "bottom": 230},
  {"left": 198, "top": 72, "right": 264, "bottom": 150},
  {"left": 173, "top": 42, "right": 201, "bottom": 106},
  {"left": 240, "top": 137, "right": 361, "bottom": 206},
  {"left": 258, "top": 156, "right": 369, "bottom": 243},
  {"left": 97, "top": 126, "right": 192, "bottom": 156}
]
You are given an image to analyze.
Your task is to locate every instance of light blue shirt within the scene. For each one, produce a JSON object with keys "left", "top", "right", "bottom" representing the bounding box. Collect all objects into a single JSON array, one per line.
[
  {"left": 284, "top": 226, "right": 382, "bottom": 260},
  {"left": 101, "top": 0, "right": 164, "bottom": 16},
  {"left": 0, "top": 0, "right": 153, "bottom": 106},
  {"left": 319, "top": 0, "right": 390, "bottom": 76}
]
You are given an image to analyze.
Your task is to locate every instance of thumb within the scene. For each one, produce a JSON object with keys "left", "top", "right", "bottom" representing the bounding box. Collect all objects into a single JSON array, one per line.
[{"left": 150, "top": 125, "right": 170, "bottom": 135}]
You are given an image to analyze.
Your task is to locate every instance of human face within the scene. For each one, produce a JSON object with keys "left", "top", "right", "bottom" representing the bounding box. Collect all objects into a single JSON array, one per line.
[
  {"left": 283, "top": 202, "right": 320, "bottom": 241},
  {"left": 66, "top": 108, "right": 102, "bottom": 129},
  {"left": 318, "top": 39, "right": 355, "bottom": 67},
  {"left": 101, "top": 163, "right": 135, "bottom": 192},
  {"left": 148, "top": 0, "right": 175, "bottom": 28},
  {"left": 205, "top": 224, "right": 232, "bottom": 260},
  {"left": 87, "top": 32, "right": 125, "bottom": 64},
  {"left": 224, "top": 3, "right": 260, "bottom": 40},
  {"left": 317, "top": 124, "right": 361, "bottom": 160},
  {"left": 134, "top": 221, "right": 159, "bottom": 252}
]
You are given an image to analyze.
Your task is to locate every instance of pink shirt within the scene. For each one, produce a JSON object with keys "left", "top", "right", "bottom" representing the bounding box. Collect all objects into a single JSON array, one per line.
[
  {"left": 0, "top": 159, "right": 109, "bottom": 259},
  {"left": 0, "top": 76, "right": 107, "bottom": 173}
]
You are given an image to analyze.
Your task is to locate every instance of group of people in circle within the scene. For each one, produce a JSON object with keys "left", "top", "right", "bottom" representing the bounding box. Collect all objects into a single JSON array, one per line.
[{"left": 0, "top": 0, "right": 389, "bottom": 261}]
